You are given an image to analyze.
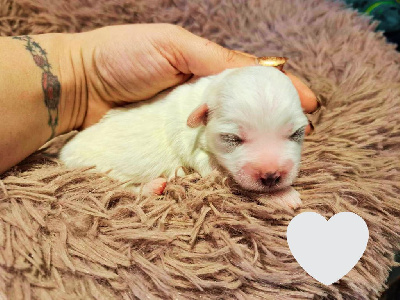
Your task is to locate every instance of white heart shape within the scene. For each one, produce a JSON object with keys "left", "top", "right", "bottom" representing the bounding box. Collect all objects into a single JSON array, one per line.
[{"left": 286, "top": 212, "right": 369, "bottom": 285}]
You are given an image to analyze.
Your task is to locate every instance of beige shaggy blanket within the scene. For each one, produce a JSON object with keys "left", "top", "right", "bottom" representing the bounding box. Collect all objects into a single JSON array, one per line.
[{"left": 1, "top": 0, "right": 400, "bottom": 299}]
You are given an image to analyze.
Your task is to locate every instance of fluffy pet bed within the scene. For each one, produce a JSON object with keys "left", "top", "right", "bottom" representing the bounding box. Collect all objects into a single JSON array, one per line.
[{"left": 1, "top": 0, "right": 399, "bottom": 299}]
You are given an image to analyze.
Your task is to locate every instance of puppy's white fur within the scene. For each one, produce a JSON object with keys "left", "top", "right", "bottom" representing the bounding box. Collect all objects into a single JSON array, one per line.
[{"left": 60, "top": 66, "right": 308, "bottom": 201}]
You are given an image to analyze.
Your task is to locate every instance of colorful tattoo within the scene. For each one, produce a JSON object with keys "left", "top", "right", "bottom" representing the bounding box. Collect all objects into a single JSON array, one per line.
[{"left": 13, "top": 35, "right": 60, "bottom": 140}]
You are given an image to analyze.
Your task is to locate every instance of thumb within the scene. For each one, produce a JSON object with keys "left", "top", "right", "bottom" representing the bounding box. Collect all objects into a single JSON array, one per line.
[{"left": 173, "top": 27, "right": 257, "bottom": 76}]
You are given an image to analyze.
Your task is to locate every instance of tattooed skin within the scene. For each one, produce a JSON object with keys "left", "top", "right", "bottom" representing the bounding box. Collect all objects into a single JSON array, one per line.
[{"left": 13, "top": 36, "right": 60, "bottom": 140}]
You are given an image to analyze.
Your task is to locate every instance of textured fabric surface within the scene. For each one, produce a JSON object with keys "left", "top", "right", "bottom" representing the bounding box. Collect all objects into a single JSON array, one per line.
[{"left": 1, "top": 0, "right": 400, "bottom": 299}]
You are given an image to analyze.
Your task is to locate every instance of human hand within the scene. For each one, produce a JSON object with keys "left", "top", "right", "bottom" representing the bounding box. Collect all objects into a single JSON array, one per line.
[{"left": 70, "top": 24, "right": 318, "bottom": 130}]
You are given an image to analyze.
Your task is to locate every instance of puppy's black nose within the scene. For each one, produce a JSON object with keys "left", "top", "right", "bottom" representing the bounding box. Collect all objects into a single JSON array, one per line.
[{"left": 261, "top": 173, "right": 281, "bottom": 187}]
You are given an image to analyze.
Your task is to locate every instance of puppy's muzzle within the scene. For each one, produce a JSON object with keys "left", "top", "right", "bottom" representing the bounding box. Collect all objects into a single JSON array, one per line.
[{"left": 260, "top": 172, "right": 281, "bottom": 188}]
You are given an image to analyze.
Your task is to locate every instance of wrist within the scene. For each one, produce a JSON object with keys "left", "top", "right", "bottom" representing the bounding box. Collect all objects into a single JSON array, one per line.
[
  {"left": 0, "top": 33, "right": 88, "bottom": 173},
  {"left": 56, "top": 33, "right": 88, "bottom": 134},
  {"left": 71, "top": 29, "right": 117, "bottom": 129},
  {"left": 20, "top": 32, "right": 89, "bottom": 136}
]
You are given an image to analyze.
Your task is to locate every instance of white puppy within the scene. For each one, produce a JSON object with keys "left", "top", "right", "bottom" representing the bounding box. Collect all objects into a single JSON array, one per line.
[{"left": 60, "top": 66, "right": 308, "bottom": 206}]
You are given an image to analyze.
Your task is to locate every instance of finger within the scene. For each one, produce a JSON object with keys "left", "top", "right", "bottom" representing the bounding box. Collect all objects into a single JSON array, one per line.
[
  {"left": 172, "top": 27, "right": 319, "bottom": 113},
  {"left": 285, "top": 72, "right": 318, "bottom": 113},
  {"left": 305, "top": 121, "right": 314, "bottom": 136},
  {"left": 174, "top": 28, "right": 257, "bottom": 76},
  {"left": 232, "top": 50, "right": 257, "bottom": 59}
]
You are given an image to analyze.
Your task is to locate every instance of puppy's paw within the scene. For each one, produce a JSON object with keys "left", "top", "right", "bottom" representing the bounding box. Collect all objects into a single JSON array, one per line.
[
  {"left": 273, "top": 187, "right": 302, "bottom": 209},
  {"left": 142, "top": 178, "right": 167, "bottom": 196}
]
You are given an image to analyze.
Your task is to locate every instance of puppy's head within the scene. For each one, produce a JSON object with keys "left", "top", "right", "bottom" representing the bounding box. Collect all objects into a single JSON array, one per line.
[{"left": 187, "top": 66, "right": 308, "bottom": 192}]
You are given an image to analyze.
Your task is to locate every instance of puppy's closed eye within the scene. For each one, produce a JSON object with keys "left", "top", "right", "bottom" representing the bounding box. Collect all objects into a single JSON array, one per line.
[
  {"left": 289, "top": 126, "right": 306, "bottom": 143},
  {"left": 220, "top": 133, "right": 243, "bottom": 147}
]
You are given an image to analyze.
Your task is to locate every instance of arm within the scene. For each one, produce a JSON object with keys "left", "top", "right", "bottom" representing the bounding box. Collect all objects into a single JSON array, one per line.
[{"left": 0, "top": 33, "right": 85, "bottom": 174}]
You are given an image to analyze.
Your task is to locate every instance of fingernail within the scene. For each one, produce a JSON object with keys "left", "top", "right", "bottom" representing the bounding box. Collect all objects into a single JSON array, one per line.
[{"left": 257, "top": 56, "right": 288, "bottom": 71}]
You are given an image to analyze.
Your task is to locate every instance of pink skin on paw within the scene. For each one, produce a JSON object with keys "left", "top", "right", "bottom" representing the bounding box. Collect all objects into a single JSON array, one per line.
[
  {"left": 142, "top": 178, "right": 167, "bottom": 196},
  {"left": 273, "top": 187, "right": 302, "bottom": 209}
]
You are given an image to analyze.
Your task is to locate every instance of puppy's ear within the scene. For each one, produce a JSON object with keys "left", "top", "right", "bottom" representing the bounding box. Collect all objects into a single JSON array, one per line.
[{"left": 187, "top": 103, "right": 209, "bottom": 128}]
